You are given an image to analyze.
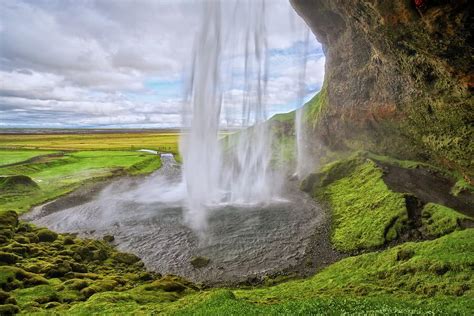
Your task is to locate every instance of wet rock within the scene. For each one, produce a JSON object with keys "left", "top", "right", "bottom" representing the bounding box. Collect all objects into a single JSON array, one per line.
[
  {"left": 112, "top": 252, "right": 140, "bottom": 264},
  {"left": 103, "top": 235, "right": 115, "bottom": 243},
  {"left": 190, "top": 256, "right": 210, "bottom": 269}
]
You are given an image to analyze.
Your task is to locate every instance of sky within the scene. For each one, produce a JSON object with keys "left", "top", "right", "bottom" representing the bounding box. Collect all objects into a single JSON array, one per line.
[{"left": 0, "top": 0, "right": 325, "bottom": 129}]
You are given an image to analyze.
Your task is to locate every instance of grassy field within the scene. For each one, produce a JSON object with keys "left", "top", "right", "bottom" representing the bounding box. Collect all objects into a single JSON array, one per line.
[
  {"left": 0, "top": 150, "right": 58, "bottom": 166},
  {"left": 0, "top": 132, "right": 180, "bottom": 153},
  {"left": 0, "top": 150, "right": 162, "bottom": 213},
  {"left": 0, "top": 132, "right": 181, "bottom": 214}
]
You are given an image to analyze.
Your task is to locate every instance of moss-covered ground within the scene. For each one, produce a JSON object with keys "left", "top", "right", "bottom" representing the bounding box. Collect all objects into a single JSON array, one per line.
[
  {"left": 3, "top": 207, "right": 470, "bottom": 315},
  {"left": 301, "top": 153, "right": 471, "bottom": 253}
]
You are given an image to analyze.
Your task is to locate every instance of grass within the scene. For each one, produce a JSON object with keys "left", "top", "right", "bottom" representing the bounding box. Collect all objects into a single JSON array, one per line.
[
  {"left": 0, "top": 150, "right": 161, "bottom": 214},
  {"left": 309, "top": 156, "right": 407, "bottom": 252},
  {"left": 0, "top": 132, "right": 180, "bottom": 153},
  {"left": 302, "top": 153, "right": 472, "bottom": 253},
  {"left": 0, "top": 150, "right": 58, "bottom": 166},
  {"left": 0, "top": 131, "right": 181, "bottom": 214},
  {"left": 421, "top": 203, "right": 469, "bottom": 238}
]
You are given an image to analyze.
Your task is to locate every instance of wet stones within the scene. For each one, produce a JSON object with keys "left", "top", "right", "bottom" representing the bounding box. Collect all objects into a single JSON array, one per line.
[
  {"left": 190, "top": 256, "right": 210, "bottom": 269},
  {"left": 112, "top": 252, "right": 140, "bottom": 265},
  {"left": 102, "top": 235, "right": 115, "bottom": 243}
]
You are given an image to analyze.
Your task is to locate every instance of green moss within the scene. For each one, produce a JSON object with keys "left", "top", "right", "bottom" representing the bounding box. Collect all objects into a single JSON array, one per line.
[
  {"left": 305, "top": 83, "right": 328, "bottom": 128},
  {"left": 452, "top": 178, "right": 474, "bottom": 196},
  {"left": 0, "top": 304, "right": 20, "bottom": 314},
  {"left": 36, "top": 228, "right": 58, "bottom": 242},
  {"left": 0, "top": 251, "right": 21, "bottom": 264},
  {"left": 315, "top": 157, "right": 407, "bottom": 252},
  {"left": 0, "top": 175, "right": 39, "bottom": 192},
  {"left": 421, "top": 203, "right": 470, "bottom": 238},
  {"left": 111, "top": 252, "right": 140, "bottom": 264},
  {"left": 0, "top": 210, "right": 18, "bottom": 229}
]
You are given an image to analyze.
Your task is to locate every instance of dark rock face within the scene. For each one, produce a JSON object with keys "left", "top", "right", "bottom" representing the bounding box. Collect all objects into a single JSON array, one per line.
[
  {"left": 190, "top": 256, "right": 210, "bottom": 269},
  {"left": 291, "top": 0, "right": 473, "bottom": 182}
]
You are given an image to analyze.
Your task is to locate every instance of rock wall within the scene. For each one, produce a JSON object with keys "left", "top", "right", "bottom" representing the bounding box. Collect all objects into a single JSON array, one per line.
[{"left": 291, "top": 0, "right": 473, "bottom": 182}]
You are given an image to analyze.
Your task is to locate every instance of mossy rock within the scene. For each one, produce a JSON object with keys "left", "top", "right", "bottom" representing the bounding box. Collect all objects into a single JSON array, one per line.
[
  {"left": 112, "top": 252, "right": 140, "bottom": 265},
  {"left": 0, "top": 211, "right": 19, "bottom": 229},
  {"left": 0, "top": 175, "right": 39, "bottom": 192},
  {"left": 190, "top": 256, "right": 210, "bottom": 269},
  {"left": 102, "top": 235, "right": 115, "bottom": 243},
  {"left": 80, "top": 279, "right": 118, "bottom": 298},
  {"left": 44, "top": 301, "right": 61, "bottom": 309},
  {"left": 144, "top": 275, "right": 191, "bottom": 293},
  {"left": 1, "top": 243, "right": 30, "bottom": 256},
  {"left": 44, "top": 262, "right": 72, "bottom": 278},
  {"left": 396, "top": 248, "right": 414, "bottom": 261},
  {"left": 36, "top": 229, "right": 58, "bottom": 243},
  {"left": 13, "top": 236, "right": 30, "bottom": 244},
  {"left": 0, "top": 304, "right": 20, "bottom": 315},
  {"left": 0, "top": 289, "right": 12, "bottom": 304},
  {"left": 0, "top": 266, "right": 48, "bottom": 291},
  {"left": 0, "top": 251, "right": 20, "bottom": 264},
  {"left": 63, "top": 278, "right": 90, "bottom": 290}
]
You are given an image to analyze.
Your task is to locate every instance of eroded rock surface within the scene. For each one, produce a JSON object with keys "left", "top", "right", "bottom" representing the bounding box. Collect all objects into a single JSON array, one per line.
[{"left": 291, "top": 0, "right": 473, "bottom": 182}]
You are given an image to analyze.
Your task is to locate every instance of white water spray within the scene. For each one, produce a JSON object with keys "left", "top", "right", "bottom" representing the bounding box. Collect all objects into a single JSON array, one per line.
[
  {"left": 181, "top": 1, "right": 277, "bottom": 233},
  {"left": 295, "top": 28, "right": 311, "bottom": 179}
]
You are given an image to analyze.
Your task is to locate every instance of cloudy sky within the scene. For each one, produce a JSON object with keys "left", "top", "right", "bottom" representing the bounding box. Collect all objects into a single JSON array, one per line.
[{"left": 0, "top": 0, "right": 325, "bottom": 128}]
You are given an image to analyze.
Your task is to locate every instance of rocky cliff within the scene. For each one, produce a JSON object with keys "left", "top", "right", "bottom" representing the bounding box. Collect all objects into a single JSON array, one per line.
[{"left": 291, "top": 0, "right": 473, "bottom": 182}]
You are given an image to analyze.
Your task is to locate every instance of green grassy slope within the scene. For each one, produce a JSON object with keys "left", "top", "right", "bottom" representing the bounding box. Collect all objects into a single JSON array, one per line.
[
  {"left": 0, "top": 150, "right": 161, "bottom": 214},
  {"left": 0, "top": 150, "right": 58, "bottom": 166},
  {"left": 302, "top": 153, "right": 471, "bottom": 252}
]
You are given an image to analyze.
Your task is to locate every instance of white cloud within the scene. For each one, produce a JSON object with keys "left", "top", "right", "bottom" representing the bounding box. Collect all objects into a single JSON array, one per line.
[{"left": 0, "top": 0, "right": 324, "bottom": 128}]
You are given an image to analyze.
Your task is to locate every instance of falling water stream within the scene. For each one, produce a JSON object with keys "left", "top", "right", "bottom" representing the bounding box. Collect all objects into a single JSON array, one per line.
[{"left": 181, "top": 0, "right": 277, "bottom": 233}]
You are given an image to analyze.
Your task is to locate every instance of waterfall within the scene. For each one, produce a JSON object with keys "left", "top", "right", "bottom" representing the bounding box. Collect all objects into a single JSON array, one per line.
[
  {"left": 181, "top": 0, "right": 277, "bottom": 233},
  {"left": 295, "top": 28, "right": 310, "bottom": 179}
]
